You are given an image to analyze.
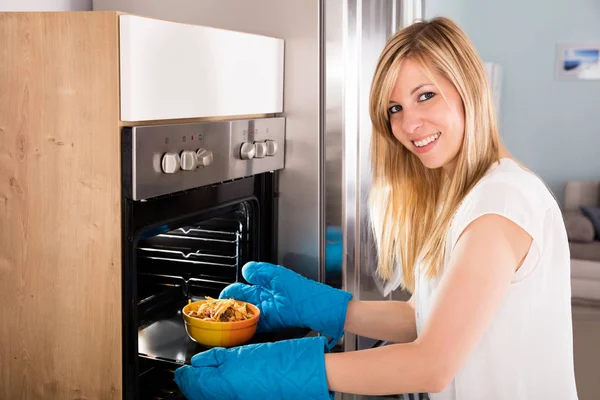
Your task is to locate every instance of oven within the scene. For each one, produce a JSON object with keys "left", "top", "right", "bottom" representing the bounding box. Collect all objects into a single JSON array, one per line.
[{"left": 120, "top": 117, "right": 303, "bottom": 399}]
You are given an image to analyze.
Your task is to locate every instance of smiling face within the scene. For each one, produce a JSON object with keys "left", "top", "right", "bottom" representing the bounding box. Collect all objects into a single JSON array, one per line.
[{"left": 388, "top": 58, "right": 465, "bottom": 174}]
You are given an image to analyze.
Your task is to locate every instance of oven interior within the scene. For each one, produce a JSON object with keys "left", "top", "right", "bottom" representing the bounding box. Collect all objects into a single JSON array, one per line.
[
  {"left": 134, "top": 200, "right": 307, "bottom": 399},
  {"left": 135, "top": 202, "right": 251, "bottom": 398}
]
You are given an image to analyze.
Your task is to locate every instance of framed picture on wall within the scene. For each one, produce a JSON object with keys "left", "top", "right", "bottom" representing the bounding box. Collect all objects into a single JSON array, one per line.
[{"left": 556, "top": 43, "right": 600, "bottom": 80}]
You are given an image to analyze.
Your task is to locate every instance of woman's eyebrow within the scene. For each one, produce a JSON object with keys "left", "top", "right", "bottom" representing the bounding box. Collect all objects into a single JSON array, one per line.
[
  {"left": 388, "top": 83, "right": 433, "bottom": 104},
  {"left": 410, "top": 83, "right": 431, "bottom": 95}
]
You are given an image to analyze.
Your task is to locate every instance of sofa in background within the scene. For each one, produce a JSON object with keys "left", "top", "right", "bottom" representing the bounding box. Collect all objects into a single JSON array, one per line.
[{"left": 563, "top": 180, "right": 600, "bottom": 301}]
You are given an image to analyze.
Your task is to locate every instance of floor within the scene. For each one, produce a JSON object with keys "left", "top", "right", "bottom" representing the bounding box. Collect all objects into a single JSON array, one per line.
[{"left": 572, "top": 301, "right": 600, "bottom": 400}]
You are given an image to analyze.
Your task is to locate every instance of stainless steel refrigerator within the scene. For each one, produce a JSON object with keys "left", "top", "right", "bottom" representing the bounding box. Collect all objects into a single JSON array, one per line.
[{"left": 93, "top": 1, "right": 424, "bottom": 398}]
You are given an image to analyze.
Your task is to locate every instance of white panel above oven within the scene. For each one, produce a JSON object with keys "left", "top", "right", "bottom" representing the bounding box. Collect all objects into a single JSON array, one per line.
[{"left": 119, "top": 15, "right": 284, "bottom": 122}]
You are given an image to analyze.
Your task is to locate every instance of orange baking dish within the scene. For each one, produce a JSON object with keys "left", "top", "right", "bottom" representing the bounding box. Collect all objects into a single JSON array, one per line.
[{"left": 182, "top": 299, "right": 261, "bottom": 348}]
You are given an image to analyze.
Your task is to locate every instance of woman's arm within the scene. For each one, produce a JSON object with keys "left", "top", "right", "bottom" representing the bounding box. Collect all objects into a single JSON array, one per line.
[
  {"left": 325, "top": 214, "right": 533, "bottom": 395},
  {"left": 344, "top": 298, "right": 417, "bottom": 343}
]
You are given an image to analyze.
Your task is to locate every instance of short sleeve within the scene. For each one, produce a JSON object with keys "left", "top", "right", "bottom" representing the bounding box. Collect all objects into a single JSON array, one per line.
[{"left": 450, "top": 181, "right": 547, "bottom": 281}]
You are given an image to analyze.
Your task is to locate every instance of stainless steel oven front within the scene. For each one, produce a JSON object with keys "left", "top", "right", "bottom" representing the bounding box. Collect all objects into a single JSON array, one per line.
[{"left": 120, "top": 117, "right": 305, "bottom": 399}]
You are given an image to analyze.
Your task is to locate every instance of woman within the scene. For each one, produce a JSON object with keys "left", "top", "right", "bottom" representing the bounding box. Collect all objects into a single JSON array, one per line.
[{"left": 175, "top": 17, "right": 578, "bottom": 400}]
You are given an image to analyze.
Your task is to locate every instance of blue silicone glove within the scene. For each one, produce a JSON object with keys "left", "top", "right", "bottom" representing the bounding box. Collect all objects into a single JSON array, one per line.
[
  {"left": 174, "top": 336, "right": 334, "bottom": 400},
  {"left": 220, "top": 262, "right": 352, "bottom": 349}
]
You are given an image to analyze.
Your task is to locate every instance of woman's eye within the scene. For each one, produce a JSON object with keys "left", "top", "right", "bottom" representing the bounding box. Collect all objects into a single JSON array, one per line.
[
  {"left": 419, "top": 92, "right": 435, "bottom": 101},
  {"left": 388, "top": 104, "right": 402, "bottom": 114}
]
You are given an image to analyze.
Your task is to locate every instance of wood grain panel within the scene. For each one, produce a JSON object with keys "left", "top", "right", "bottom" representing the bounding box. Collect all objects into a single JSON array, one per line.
[{"left": 0, "top": 12, "right": 122, "bottom": 399}]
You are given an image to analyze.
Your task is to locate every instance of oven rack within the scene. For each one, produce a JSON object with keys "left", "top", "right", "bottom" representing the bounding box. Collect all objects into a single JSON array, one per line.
[
  {"left": 172, "top": 226, "right": 238, "bottom": 236},
  {"left": 137, "top": 223, "right": 243, "bottom": 268},
  {"left": 137, "top": 250, "right": 236, "bottom": 267}
]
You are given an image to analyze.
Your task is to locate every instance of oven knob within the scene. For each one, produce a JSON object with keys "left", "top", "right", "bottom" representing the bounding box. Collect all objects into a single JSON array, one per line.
[
  {"left": 265, "top": 140, "right": 278, "bottom": 156},
  {"left": 254, "top": 141, "right": 267, "bottom": 159},
  {"left": 180, "top": 150, "right": 198, "bottom": 170},
  {"left": 161, "top": 152, "right": 181, "bottom": 174},
  {"left": 240, "top": 142, "right": 256, "bottom": 160},
  {"left": 196, "top": 148, "right": 213, "bottom": 167}
]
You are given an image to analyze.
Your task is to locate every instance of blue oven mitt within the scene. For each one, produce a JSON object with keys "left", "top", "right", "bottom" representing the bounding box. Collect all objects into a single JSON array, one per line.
[
  {"left": 220, "top": 261, "right": 352, "bottom": 349},
  {"left": 174, "top": 336, "right": 334, "bottom": 400}
]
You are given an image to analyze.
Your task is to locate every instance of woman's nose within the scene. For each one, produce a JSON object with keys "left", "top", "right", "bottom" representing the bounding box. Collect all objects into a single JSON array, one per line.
[{"left": 401, "top": 108, "right": 424, "bottom": 134}]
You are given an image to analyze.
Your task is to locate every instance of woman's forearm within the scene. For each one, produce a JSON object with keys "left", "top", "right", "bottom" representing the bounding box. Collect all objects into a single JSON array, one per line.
[
  {"left": 344, "top": 300, "right": 417, "bottom": 343},
  {"left": 325, "top": 341, "right": 445, "bottom": 395}
]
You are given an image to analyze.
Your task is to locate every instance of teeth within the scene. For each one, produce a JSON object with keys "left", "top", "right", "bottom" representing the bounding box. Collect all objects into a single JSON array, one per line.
[{"left": 413, "top": 133, "right": 440, "bottom": 147}]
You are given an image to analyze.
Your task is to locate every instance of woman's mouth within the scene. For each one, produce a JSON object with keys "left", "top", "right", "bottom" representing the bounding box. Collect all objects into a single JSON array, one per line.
[{"left": 412, "top": 132, "right": 441, "bottom": 153}]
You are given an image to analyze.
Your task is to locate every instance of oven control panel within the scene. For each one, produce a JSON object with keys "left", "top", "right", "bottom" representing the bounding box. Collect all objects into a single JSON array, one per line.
[{"left": 124, "top": 117, "right": 285, "bottom": 200}]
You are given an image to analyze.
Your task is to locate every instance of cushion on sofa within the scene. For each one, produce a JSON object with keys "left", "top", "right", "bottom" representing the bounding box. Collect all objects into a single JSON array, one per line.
[
  {"left": 581, "top": 206, "right": 600, "bottom": 240},
  {"left": 569, "top": 241, "right": 600, "bottom": 262},
  {"left": 564, "top": 211, "right": 595, "bottom": 242}
]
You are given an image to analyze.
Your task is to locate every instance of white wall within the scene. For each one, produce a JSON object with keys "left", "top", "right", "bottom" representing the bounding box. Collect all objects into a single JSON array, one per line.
[
  {"left": 428, "top": 0, "right": 600, "bottom": 204},
  {"left": 0, "top": 0, "right": 91, "bottom": 11}
]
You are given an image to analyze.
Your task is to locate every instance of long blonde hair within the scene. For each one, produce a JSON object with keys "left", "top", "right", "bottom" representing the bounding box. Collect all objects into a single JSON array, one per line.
[{"left": 369, "top": 17, "right": 502, "bottom": 292}]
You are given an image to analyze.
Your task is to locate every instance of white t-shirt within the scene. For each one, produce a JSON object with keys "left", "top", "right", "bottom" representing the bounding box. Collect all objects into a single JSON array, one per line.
[{"left": 387, "top": 158, "right": 578, "bottom": 399}]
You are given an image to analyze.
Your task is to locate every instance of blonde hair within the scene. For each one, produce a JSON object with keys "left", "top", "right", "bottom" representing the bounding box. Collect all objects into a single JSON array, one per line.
[{"left": 369, "top": 17, "right": 502, "bottom": 291}]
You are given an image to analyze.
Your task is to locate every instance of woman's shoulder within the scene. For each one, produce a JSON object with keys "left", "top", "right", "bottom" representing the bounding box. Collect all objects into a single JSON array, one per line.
[
  {"left": 451, "top": 158, "right": 560, "bottom": 249},
  {"left": 467, "top": 158, "right": 557, "bottom": 209},
  {"left": 452, "top": 158, "right": 560, "bottom": 235}
]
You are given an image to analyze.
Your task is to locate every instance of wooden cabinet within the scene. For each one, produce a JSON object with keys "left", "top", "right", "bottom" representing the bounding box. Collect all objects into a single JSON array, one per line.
[{"left": 0, "top": 11, "right": 283, "bottom": 399}]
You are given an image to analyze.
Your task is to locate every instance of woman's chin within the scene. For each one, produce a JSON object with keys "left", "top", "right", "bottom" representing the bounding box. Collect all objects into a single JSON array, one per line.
[{"left": 417, "top": 155, "right": 445, "bottom": 170}]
